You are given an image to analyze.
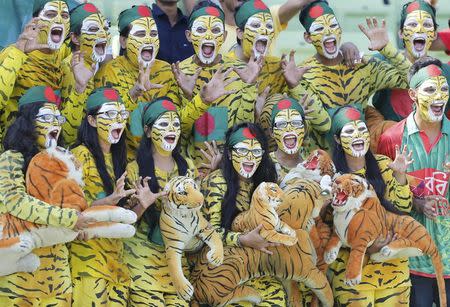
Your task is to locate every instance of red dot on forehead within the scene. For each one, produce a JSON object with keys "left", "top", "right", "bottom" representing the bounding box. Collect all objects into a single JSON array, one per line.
[
  {"left": 162, "top": 100, "right": 176, "bottom": 111},
  {"left": 427, "top": 65, "right": 442, "bottom": 77},
  {"left": 104, "top": 89, "right": 119, "bottom": 100},
  {"left": 242, "top": 127, "right": 256, "bottom": 139},
  {"left": 345, "top": 108, "right": 361, "bottom": 121},
  {"left": 83, "top": 3, "right": 98, "bottom": 13},
  {"left": 254, "top": 0, "right": 268, "bottom": 10},
  {"left": 205, "top": 7, "right": 220, "bottom": 17},
  {"left": 278, "top": 99, "right": 292, "bottom": 110},
  {"left": 309, "top": 5, "right": 324, "bottom": 19},
  {"left": 407, "top": 1, "right": 420, "bottom": 13},
  {"left": 137, "top": 6, "right": 152, "bottom": 17}
]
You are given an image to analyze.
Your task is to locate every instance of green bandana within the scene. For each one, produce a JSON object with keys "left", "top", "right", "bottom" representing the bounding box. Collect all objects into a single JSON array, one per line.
[
  {"left": 188, "top": 6, "right": 225, "bottom": 28},
  {"left": 300, "top": 0, "right": 335, "bottom": 32},
  {"left": 86, "top": 87, "right": 123, "bottom": 111},
  {"left": 70, "top": 2, "right": 100, "bottom": 32},
  {"left": 130, "top": 97, "right": 178, "bottom": 137},
  {"left": 229, "top": 126, "right": 257, "bottom": 146},
  {"left": 18, "top": 86, "right": 61, "bottom": 108},
  {"left": 271, "top": 97, "right": 305, "bottom": 124},
  {"left": 118, "top": 5, "right": 153, "bottom": 32},
  {"left": 401, "top": 0, "right": 435, "bottom": 28},
  {"left": 235, "top": 0, "right": 270, "bottom": 29},
  {"left": 409, "top": 64, "right": 443, "bottom": 89},
  {"left": 330, "top": 105, "right": 364, "bottom": 137},
  {"left": 33, "top": 0, "right": 68, "bottom": 15}
]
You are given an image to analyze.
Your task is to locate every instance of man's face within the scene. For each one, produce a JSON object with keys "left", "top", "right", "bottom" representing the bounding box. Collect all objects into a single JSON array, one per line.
[
  {"left": 308, "top": 13, "right": 342, "bottom": 59},
  {"left": 37, "top": 1, "right": 70, "bottom": 50},
  {"left": 150, "top": 111, "right": 181, "bottom": 156},
  {"left": 79, "top": 13, "right": 110, "bottom": 64},
  {"left": 416, "top": 76, "right": 449, "bottom": 122},
  {"left": 190, "top": 15, "right": 225, "bottom": 64},
  {"left": 272, "top": 109, "right": 305, "bottom": 155},
  {"left": 126, "top": 17, "right": 160, "bottom": 68},
  {"left": 402, "top": 10, "right": 436, "bottom": 59},
  {"left": 231, "top": 139, "right": 263, "bottom": 179},
  {"left": 339, "top": 120, "right": 370, "bottom": 158},
  {"left": 242, "top": 12, "right": 274, "bottom": 58}
]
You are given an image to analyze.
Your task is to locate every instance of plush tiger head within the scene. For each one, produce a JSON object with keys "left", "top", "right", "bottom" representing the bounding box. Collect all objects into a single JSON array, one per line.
[
  {"left": 164, "top": 176, "right": 204, "bottom": 210},
  {"left": 126, "top": 15, "right": 159, "bottom": 68},
  {"left": 331, "top": 174, "right": 375, "bottom": 213},
  {"left": 45, "top": 145, "right": 84, "bottom": 186},
  {"left": 36, "top": 1, "right": 70, "bottom": 50},
  {"left": 253, "top": 182, "right": 284, "bottom": 210},
  {"left": 240, "top": 12, "right": 275, "bottom": 59},
  {"left": 189, "top": 14, "right": 225, "bottom": 64}
]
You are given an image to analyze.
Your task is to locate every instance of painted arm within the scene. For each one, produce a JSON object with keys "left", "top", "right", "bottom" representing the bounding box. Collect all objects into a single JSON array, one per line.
[{"left": 0, "top": 46, "right": 28, "bottom": 109}]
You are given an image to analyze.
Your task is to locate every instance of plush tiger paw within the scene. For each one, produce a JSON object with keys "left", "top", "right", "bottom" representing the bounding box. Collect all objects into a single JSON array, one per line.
[
  {"left": 283, "top": 235, "right": 298, "bottom": 246},
  {"left": 281, "top": 227, "right": 295, "bottom": 236},
  {"left": 175, "top": 278, "right": 194, "bottom": 301},
  {"left": 17, "top": 253, "right": 40, "bottom": 273},
  {"left": 207, "top": 248, "right": 223, "bottom": 267},
  {"left": 344, "top": 274, "right": 362, "bottom": 286},
  {"left": 324, "top": 247, "right": 339, "bottom": 264}
]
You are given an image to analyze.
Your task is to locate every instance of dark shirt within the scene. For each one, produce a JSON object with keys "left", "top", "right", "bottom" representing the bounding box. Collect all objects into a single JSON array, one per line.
[{"left": 152, "top": 3, "right": 195, "bottom": 64}]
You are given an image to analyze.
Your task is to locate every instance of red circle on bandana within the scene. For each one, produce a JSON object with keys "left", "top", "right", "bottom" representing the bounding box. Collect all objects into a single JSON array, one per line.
[
  {"left": 137, "top": 6, "right": 152, "bottom": 17},
  {"left": 44, "top": 87, "right": 58, "bottom": 103},
  {"left": 242, "top": 127, "right": 256, "bottom": 139},
  {"left": 345, "top": 108, "right": 361, "bottom": 121},
  {"left": 254, "top": 0, "right": 268, "bottom": 10},
  {"left": 309, "top": 5, "right": 324, "bottom": 19},
  {"left": 83, "top": 3, "right": 98, "bottom": 13},
  {"left": 104, "top": 89, "right": 119, "bottom": 101},
  {"left": 205, "top": 7, "right": 220, "bottom": 17},
  {"left": 427, "top": 65, "right": 441, "bottom": 77},
  {"left": 407, "top": 1, "right": 420, "bottom": 13},
  {"left": 195, "top": 112, "right": 215, "bottom": 136},
  {"left": 162, "top": 100, "right": 176, "bottom": 111},
  {"left": 278, "top": 99, "right": 292, "bottom": 110}
]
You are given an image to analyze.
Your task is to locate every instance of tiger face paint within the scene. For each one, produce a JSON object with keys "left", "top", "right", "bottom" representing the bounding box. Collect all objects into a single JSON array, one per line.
[
  {"left": 402, "top": 10, "right": 435, "bottom": 59},
  {"left": 339, "top": 120, "right": 370, "bottom": 158},
  {"left": 191, "top": 16, "right": 224, "bottom": 64},
  {"left": 231, "top": 139, "right": 263, "bottom": 179},
  {"left": 35, "top": 103, "right": 63, "bottom": 149},
  {"left": 95, "top": 102, "right": 127, "bottom": 144},
  {"left": 37, "top": 1, "right": 70, "bottom": 50},
  {"left": 416, "top": 76, "right": 449, "bottom": 122},
  {"left": 242, "top": 12, "right": 274, "bottom": 59},
  {"left": 151, "top": 111, "right": 181, "bottom": 156},
  {"left": 126, "top": 17, "right": 159, "bottom": 68},
  {"left": 79, "top": 13, "right": 110, "bottom": 64},
  {"left": 308, "top": 14, "right": 342, "bottom": 59},
  {"left": 273, "top": 109, "right": 305, "bottom": 155}
]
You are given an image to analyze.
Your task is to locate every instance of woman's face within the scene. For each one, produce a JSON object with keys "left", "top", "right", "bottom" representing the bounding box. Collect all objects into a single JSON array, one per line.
[
  {"left": 149, "top": 111, "right": 181, "bottom": 156},
  {"left": 90, "top": 102, "right": 128, "bottom": 145},
  {"left": 231, "top": 138, "right": 263, "bottom": 179},
  {"left": 272, "top": 109, "right": 305, "bottom": 155},
  {"left": 339, "top": 120, "right": 370, "bottom": 158},
  {"left": 35, "top": 103, "right": 65, "bottom": 149}
]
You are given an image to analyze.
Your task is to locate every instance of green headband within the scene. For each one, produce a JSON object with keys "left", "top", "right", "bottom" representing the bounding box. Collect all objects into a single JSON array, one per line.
[
  {"left": 130, "top": 98, "right": 178, "bottom": 137},
  {"left": 33, "top": 0, "right": 68, "bottom": 15},
  {"left": 271, "top": 97, "right": 305, "bottom": 124},
  {"left": 330, "top": 105, "right": 364, "bottom": 137},
  {"left": 86, "top": 87, "right": 123, "bottom": 111},
  {"left": 188, "top": 6, "right": 225, "bottom": 29},
  {"left": 409, "top": 64, "right": 443, "bottom": 89},
  {"left": 235, "top": 0, "right": 270, "bottom": 29},
  {"left": 18, "top": 86, "right": 61, "bottom": 108},
  {"left": 301, "top": 1, "right": 335, "bottom": 31},
  {"left": 401, "top": 0, "right": 435, "bottom": 27},
  {"left": 118, "top": 5, "right": 153, "bottom": 32},
  {"left": 70, "top": 3, "right": 100, "bottom": 32},
  {"left": 229, "top": 126, "right": 257, "bottom": 146}
]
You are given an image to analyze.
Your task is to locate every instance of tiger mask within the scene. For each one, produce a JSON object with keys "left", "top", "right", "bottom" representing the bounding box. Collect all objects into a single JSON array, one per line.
[
  {"left": 161, "top": 176, "right": 223, "bottom": 301},
  {"left": 232, "top": 182, "right": 297, "bottom": 246},
  {"left": 325, "top": 174, "right": 447, "bottom": 307}
]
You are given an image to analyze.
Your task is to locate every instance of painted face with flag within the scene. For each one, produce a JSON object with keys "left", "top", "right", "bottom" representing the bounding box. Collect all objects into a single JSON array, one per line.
[
  {"left": 35, "top": 0, "right": 70, "bottom": 50},
  {"left": 229, "top": 127, "right": 264, "bottom": 178},
  {"left": 410, "top": 64, "right": 449, "bottom": 122},
  {"left": 301, "top": 1, "right": 342, "bottom": 59},
  {"left": 188, "top": 6, "right": 225, "bottom": 64}
]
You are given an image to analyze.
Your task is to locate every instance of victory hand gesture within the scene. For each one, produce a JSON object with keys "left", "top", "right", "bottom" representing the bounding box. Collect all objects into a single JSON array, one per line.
[
  {"left": 200, "top": 66, "right": 237, "bottom": 104},
  {"left": 234, "top": 51, "right": 264, "bottom": 84},
  {"left": 71, "top": 51, "right": 96, "bottom": 93},
  {"left": 358, "top": 17, "right": 389, "bottom": 51},
  {"left": 130, "top": 60, "right": 163, "bottom": 100},
  {"left": 172, "top": 61, "right": 201, "bottom": 100},
  {"left": 281, "top": 51, "right": 311, "bottom": 89},
  {"left": 16, "top": 18, "right": 48, "bottom": 53}
]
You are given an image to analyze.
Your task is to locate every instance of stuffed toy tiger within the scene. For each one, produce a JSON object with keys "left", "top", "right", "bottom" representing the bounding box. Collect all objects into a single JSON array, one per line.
[
  {"left": 325, "top": 174, "right": 447, "bottom": 307},
  {"left": 232, "top": 182, "right": 297, "bottom": 246},
  {"left": 0, "top": 146, "right": 137, "bottom": 276},
  {"left": 161, "top": 176, "right": 224, "bottom": 301}
]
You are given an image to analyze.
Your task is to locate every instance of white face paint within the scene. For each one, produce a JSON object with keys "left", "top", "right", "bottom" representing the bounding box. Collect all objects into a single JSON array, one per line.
[
  {"left": 340, "top": 120, "right": 370, "bottom": 158},
  {"left": 127, "top": 20, "right": 159, "bottom": 68},
  {"left": 191, "top": 17, "right": 224, "bottom": 64},
  {"left": 417, "top": 77, "right": 449, "bottom": 122},
  {"left": 80, "top": 14, "right": 110, "bottom": 63},
  {"left": 35, "top": 103, "right": 63, "bottom": 149},
  {"left": 309, "top": 15, "right": 342, "bottom": 59},
  {"left": 242, "top": 13, "right": 275, "bottom": 59},
  {"left": 38, "top": 1, "right": 70, "bottom": 50},
  {"left": 151, "top": 112, "right": 181, "bottom": 154},
  {"left": 403, "top": 11, "right": 435, "bottom": 59},
  {"left": 95, "top": 102, "right": 127, "bottom": 144}
]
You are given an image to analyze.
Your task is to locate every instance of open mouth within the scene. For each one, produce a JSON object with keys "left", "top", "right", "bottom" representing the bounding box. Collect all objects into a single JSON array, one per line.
[
  {"left": 305, "top": 154, "right": 319, "bottom": 170},
  {"left": 412, "top": 34, "right": 427, "bottom": 53},
  {"left": 94, "top": 40, "right": 107, "bottom": 56},
  {"left": 140, "top": 45, "right": 154, "bottom": 62},
  {"left": 242, "top": 162, "right": 255, "bottom": 173},
  {"left": 164, "top": 134, "right": 177, "bottom": 144},
  {"left": 48, "top": 129, "right": 60, "bottom": 140},
  {"left": 323, "top": 37, "right": 337, "bottom": 55},
  {"left": 430, "top": 102, "right": 445, "bottom": 116},
  {"left": 111, "top": 128, "right": 123, "bottom": 140},
  {"left": 351, "top": 139, "right": 365, "bottom": 152},
  {"left": 201, "top": 42, "right": 215, "bottom": 58},
  {"left": 333, "top": 189, "right": 348, "bottom": 207},
  {"left": 50, "top": 26, "right": 64, "bottom": 44},
  {"left": 283, "top": 134, "right": 298, "bottom": 149},
  {"left": 254, "top": 37, "right": 268, "bottom": 55}
]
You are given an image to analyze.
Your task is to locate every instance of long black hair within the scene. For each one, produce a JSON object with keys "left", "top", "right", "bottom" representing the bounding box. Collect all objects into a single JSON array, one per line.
[
  {"left": 75, "top": 105, "right": 127, "bottom": 200},
  {"left": 221, "top": 122, "right": 277, "bottom": 230}
]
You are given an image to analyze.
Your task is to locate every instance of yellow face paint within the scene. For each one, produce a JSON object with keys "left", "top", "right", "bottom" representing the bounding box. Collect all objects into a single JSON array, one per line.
[
  {"left": 231, "top": 139, "right": 263, "bottom": 179},
  {"left": 416, "top": 76, "right": 449, "bottom": 122},
  {"left": 79, "top": 13, "right": 110, "bottom": 64},
  {"left": 272, "top": 109, "right": 305, "bottom": 155},
  {"left": 402, "top": 10, "right": 435, "bottom": 59},
  {"left": 339, "top": 120, "right": 370, "bottom": 158},
  {"left": 191, "top": 15, "right": 224, "bottom": 64},
  {"left": 35, "top": 103, "right": 64, "bottom": 149},
  {"left": 126, "top": 17, "right": 159, "bottom": 68},
  {"left": 37, "top": 1, "right": 70, "bottom": 50},
  {"left": 308, "top": 14, "right": 342, "bottom": 59},
  {"left": 95, "top": 102, "right": 127, "bottom": 144},
  {"left": 150, "top": 111, "right": 181, "bottom": 156},
  {"left": 242, "top": 12, "right": 274, "bottom": 58}
]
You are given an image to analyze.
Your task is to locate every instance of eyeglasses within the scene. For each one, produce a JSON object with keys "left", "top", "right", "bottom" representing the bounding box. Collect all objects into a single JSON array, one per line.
[
  {"left": 233, "top": 147, "right": 264, "bottom": 158},
  {"left": 96, "top": 110, "right": 130, "bottom": 120},
  {"left": 273, "top": 120, "right": 304, "bottom": 129},
  {"left": 36, "top": 114, "right": 66, "bottom": 124}
]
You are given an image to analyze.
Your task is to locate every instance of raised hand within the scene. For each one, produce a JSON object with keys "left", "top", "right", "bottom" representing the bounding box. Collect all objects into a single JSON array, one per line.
[
  {"left": 234, "top": 51, "right": 264, "bottom": 84},
  {"left": 71, "top": 51, "right": 96, "bottom": 93},
  {"left": 281, "top": 50, "right": 311, "bottom": 88},
  {"left": 389, "top": 145, "right": 414, "bottom": 174},
  {"left": 16, "top": 18, "right": 48, "bottom": 53},
  {"left": 200, "top": 66, "right": 237, "bottom": 104},
  {"left": 255, "top": 86, "right": 270, "bottom": 121},
  {"left": 134, "top": 176, "right": 167, "bottom": 210},
  {"left": 108, "top": 172, "right": 136, "bottom": 205},
  {"left": 172, "top": 61, "right": 201, "bottom": 100},
  {"left": 200, "top": 141, "right": 223, "bottom": 174},
  {"left": 130, "top": 60, "right": 163, "bottom": 100},
  {"left": 358, "top": 17, "right": 389, "bottom": 51}
]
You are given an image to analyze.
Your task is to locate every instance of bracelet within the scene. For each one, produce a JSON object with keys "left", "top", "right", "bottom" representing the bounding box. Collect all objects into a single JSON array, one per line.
[{"left": 236, "top": 233, "right": 243, "bottom": 247}]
